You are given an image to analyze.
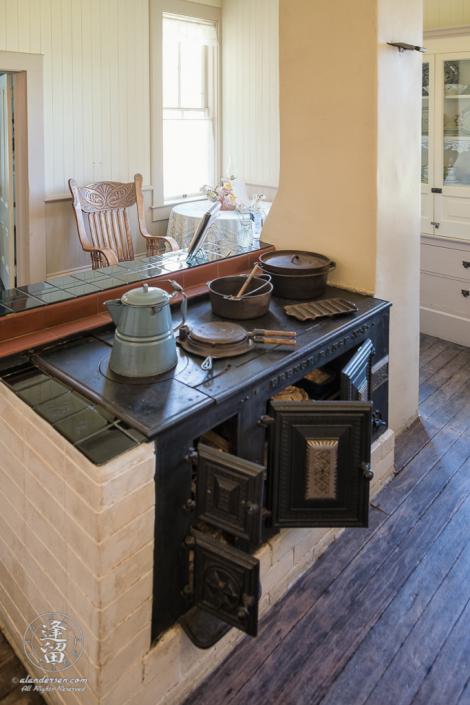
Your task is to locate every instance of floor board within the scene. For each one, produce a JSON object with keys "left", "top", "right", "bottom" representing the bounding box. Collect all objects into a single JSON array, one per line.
[{"left": 184, "top": 335, "right": 470, "bottom": 705}]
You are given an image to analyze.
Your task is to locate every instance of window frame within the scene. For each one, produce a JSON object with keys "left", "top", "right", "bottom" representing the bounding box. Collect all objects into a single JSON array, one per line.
[{"left": 150, "top": 0, "right": 221, "bottom": 221}]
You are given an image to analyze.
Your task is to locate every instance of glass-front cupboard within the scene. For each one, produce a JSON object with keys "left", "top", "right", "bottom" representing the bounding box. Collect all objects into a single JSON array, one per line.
[{"left": 422, "top": 52, "right": 470, "bottom": 239}]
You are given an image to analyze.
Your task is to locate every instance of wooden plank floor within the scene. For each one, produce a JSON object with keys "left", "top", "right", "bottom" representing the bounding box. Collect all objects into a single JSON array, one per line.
[
  {"left": 184, "top": 334, "right": 470, "bottom": 705},
  {"left": 0, "top": 632, "right": 44, "bottom": 704}
]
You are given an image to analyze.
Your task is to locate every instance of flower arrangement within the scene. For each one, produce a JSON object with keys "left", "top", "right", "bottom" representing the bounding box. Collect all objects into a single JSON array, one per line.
[
  {"left": 200, "top": 183, "right": 237, "bottom": 211},
  {"left": 236, "top": 193, "right": 266, "bottom": 217},
  {"left": 200, "top": 183, "right": 267, "bottom": 216}
]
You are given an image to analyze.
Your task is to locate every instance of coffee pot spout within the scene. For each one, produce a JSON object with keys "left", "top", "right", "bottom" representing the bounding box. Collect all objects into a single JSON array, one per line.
[{"left": 104, "top": 299, "right": 123, "bottom": 326}]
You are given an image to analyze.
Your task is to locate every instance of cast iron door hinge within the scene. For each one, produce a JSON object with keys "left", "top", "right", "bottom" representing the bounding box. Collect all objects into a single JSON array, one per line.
[
  {"left": 195, "top": 443, "right": 265, "bottom": 546},
  {"left": 265, "top": 400, "right": 373, "bottom": 529}
]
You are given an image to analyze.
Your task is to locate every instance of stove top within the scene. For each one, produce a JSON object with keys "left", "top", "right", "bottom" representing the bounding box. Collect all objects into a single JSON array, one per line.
[{"left": 30, "top": 286, "right": 388, "bottom": 438}]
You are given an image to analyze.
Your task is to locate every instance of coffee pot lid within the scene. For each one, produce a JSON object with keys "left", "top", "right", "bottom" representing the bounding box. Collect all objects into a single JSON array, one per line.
[{"left": 121, "top": 282, "right": 169, "bottom": 306}]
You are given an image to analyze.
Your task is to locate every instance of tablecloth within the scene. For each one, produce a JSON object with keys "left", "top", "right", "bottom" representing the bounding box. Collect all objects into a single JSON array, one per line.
[{"left": 167, "top": 199, "right": 272, "bottom": 251}]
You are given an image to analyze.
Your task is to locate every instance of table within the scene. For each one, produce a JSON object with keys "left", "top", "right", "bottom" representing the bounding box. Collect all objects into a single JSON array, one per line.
[{"left": 167, "top": 199, "right": 272, "bottom": 250}]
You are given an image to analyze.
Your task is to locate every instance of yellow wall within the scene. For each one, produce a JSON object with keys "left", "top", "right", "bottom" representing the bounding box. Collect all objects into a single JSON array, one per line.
[
  {"left": 424, "top": 0, "right": 470, "bottom": 29},
  {"left": 263, "top": 0, "right": 422, "bottom": 432}
]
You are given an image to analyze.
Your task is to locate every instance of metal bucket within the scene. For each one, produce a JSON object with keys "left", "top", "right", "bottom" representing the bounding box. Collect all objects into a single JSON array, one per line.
[{"left": 208, "top": 274, "right": 273, "bottom": 320}]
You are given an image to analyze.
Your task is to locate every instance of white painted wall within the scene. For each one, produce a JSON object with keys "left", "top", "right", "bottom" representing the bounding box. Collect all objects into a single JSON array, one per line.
[
  {"left": 0, "top": 0, "right": 153, "bottom": 278},
  {"left": 424, "top": 0, "right": 470, "bottom": 29},
  {"left": 0, "top": 0, "right": 279, "bottom": 278},
  {"left": 222, "top": 0, "right": 280, "bottom": 191}
]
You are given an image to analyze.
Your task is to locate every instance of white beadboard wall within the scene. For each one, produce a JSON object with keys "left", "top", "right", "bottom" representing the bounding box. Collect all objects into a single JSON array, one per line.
[
  {"left": 222, "top": 0, "right": 280, "bottom": 195},
  {"left": 0, "top": 0, "right": 279, "bottom": 278},
  {"left": 0, "top": 0, "right": 154, "bottom": 278},
  {"left": 424, "top": 0, "right": 470, "bottom": 29}
]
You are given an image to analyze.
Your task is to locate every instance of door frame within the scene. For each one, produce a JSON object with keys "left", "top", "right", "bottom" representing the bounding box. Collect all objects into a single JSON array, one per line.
[{"left": 0, "top": 51, "right": 45, "bottom": 285}]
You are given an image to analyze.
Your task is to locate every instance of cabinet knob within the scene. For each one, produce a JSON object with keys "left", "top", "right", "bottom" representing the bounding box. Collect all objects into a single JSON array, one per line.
[
  {"left": 462, "top": 290, "right": 470, "bottom": 298},
  {"left": 463, "top": 262, "right": 470, "bottom": 269},
  {"left": 430, "top": 222, "right": 440, "bottom": 229}
]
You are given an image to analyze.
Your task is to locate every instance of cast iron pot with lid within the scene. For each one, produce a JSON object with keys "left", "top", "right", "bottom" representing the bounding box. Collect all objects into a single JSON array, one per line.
[{"left": 258, "top": 250, "right": 336, "bottom": 300}]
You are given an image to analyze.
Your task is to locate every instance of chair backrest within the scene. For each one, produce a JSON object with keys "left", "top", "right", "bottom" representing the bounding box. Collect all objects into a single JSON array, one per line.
[{"left": 69, "top": 179, "right": 137, "bottom": 263}]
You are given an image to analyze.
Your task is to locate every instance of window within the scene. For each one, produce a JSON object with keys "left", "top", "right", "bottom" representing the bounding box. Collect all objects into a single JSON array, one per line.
[{"left": 162, "top": 14, "right": 218, "bottom": 201}]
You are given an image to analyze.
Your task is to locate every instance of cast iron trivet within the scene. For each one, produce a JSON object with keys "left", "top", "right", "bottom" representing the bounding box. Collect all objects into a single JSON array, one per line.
[{"left": 284, "top": 298, "right": 358, "bottom": 322}]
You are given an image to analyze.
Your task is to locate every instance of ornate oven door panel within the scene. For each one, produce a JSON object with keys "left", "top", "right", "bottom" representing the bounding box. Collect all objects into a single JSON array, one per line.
[
  {"left": 340, "top": 338, "right": 375, "bottom": 401},
  {"left": 266, "top": 401, "right": 373, "bottom": 529},
  {"left": 193, "top": 532, "right": 260, "bottom": 637},
  {"left": 195, "top": 443, "right": 265, "bottom": 545}
]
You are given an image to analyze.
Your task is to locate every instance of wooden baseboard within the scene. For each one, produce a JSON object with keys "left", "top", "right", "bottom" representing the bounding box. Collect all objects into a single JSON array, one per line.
[{"left": 420, "top": 306, "right": 470, "bottom": 346}]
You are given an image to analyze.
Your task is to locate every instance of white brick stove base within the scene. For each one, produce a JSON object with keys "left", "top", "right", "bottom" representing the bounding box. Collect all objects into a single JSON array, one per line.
[{"left": 0, "top": 382, "right": 395, "bottom": 705}]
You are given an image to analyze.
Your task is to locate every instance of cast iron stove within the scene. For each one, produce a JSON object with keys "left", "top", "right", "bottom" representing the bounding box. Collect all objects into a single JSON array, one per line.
[{"left": 29, "top": 286, "right": 391, "bottom": 647}]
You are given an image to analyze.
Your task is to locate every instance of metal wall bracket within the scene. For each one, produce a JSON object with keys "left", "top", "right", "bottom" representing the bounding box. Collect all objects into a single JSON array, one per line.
[{"left": 387, "top": 42, "right": 426, "bottom": 53}]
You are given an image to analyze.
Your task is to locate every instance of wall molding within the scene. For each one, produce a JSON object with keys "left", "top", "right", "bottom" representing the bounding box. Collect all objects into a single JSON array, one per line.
[
  {"left": 246, "top": 181, "right": 279, "bottom": 191},
  {"left": 424, "top": 25, "right": 470, "bottom": 38},
  {"left": 0, "top": 49, "right": 45, "bottom": 285}
]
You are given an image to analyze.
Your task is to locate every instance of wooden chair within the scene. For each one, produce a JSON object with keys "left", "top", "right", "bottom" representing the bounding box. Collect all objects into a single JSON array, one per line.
[{"left": 68, "top": 173, "right": 179, "bottom": 269}]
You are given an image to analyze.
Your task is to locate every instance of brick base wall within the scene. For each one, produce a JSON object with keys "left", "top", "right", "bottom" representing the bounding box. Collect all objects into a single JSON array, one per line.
[{"left": 0, "top": 381, "right": 395, "bottom": 705}]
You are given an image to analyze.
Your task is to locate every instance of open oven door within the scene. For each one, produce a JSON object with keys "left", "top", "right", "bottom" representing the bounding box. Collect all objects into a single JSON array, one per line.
[
  {"left": 192, "top": 532, "right": 260, "bottom": 637},
  {"left": 265, "top": 400, "right": 373, "bottom": 529},
  {"left": 340, "top": 338, "right": 374, "bottom": 401}
]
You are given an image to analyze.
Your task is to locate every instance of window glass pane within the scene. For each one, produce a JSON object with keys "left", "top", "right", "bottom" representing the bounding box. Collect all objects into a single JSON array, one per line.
[
  {"left": 163, "top": 117, "right": 214, "bottom": 199},
  {"left": 180, "top": 42, "right": 204, "bottom": 108},
  {"left": 163, "top": 35, "right": 179, "bottom": 108},
  {"left": 443, "top": 59, "right": 470, "bottom": 187},
  {"left": 162, "top": 14, "right": 217, "bottom": 200}
]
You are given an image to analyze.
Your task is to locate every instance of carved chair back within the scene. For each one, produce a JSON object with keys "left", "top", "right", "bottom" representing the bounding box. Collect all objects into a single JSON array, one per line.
[{"left": 69, "top": 174, "right": 179, "bottom": 269}]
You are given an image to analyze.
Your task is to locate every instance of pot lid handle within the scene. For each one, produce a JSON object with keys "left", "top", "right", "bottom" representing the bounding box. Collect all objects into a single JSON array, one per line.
[
  {"left": 291, "top": 255, "right": 301, "bottom": 263},
  {"left": 143, "top": 283, "right": 149, "bottom": 292}
]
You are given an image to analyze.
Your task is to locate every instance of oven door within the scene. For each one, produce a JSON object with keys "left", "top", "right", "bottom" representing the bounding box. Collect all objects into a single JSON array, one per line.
[
  {"left": 193, "top": 532, "right": 260, "bottom": 637},
  {"left": 265, "top": 400, "right": 373, "bottom": 529},
  {"left": 195, "top": 443, "right": 265, "bottom": 545},
  {"left": 340, "top": 338, "right": 374, "bottom": 401}
]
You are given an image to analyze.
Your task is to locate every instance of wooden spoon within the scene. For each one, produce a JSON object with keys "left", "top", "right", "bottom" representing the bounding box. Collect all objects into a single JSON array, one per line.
[{"left": 234, "top": 264, "right": 260, "bottom": 299}]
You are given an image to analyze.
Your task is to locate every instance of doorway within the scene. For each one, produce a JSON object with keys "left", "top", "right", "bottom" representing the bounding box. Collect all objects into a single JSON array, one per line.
[{"left": 0, "top": 72, "right": 15, "bottom": 291}]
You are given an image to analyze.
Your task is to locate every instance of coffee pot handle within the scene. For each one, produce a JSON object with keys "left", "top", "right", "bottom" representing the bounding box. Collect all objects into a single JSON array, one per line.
[{"left": 169, "top": 280, "right": 188, "bottom": 332}]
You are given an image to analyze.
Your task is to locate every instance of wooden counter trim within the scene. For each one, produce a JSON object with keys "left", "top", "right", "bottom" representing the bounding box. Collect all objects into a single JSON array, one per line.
[
  {"left": 0, "top": 281, "right": 216, "bottom": 358},
  {"left": 0, "top": 249, "right": 275, "bottom": 355}
]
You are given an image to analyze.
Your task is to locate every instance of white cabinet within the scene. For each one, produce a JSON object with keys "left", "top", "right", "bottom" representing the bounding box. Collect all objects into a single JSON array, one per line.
[
  {"left": 420, "top": 234, "right": 470, "bottom": 345},
  {"left": 420, "top": 41, "right": 470, "bottom": 344}
]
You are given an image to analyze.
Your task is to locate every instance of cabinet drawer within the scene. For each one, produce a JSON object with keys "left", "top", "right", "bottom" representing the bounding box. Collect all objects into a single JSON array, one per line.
[
  {"left": 421, "top": 244, "right": 470, "bottom": 280},
  {"left": 421, "top": 272, "right": 470, "bottom": 315}
]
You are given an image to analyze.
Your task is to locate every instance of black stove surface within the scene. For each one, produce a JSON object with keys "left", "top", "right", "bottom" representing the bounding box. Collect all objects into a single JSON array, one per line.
[{"left": 31, "top": 286, "right": 390, "bottom": 438}]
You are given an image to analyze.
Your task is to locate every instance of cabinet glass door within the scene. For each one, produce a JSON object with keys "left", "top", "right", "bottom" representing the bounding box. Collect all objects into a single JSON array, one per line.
[
  {"left": 442, "top": 59, "right": 470, "bottom": 186},
  {"left": 421, "top": 58, "right": 434, "bottom": 235},
  {"left": 434, "top": 53, "right": 470, "bottom": 239},
  {"left": 422, "top": 62, "right": 430, "bottom": 184}
]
